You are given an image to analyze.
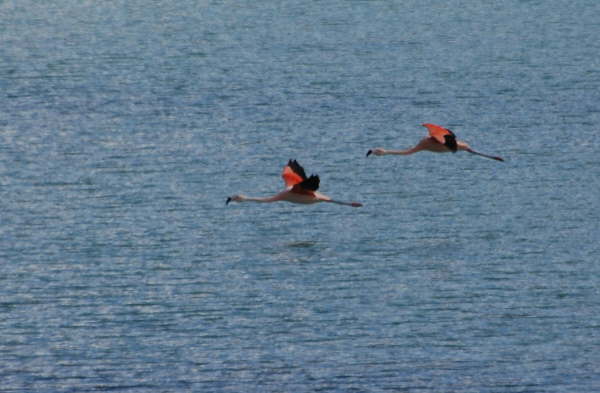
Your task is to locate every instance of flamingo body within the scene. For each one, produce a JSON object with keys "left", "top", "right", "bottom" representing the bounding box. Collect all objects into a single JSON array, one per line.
[
  {"left": 367, "top": 123, "right": 504, "bottom": 162},
  {"left": 227, "top": 160, "right": 363, "bottom": 207}
]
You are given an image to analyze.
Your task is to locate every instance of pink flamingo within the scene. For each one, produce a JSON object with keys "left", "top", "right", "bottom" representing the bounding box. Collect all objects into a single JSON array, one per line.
[
  {"left": 226, "top": 160, "right": 363, "bottom": 207},
  {"left": 367, "top": 123, "right": 504, "bottom": 161}
]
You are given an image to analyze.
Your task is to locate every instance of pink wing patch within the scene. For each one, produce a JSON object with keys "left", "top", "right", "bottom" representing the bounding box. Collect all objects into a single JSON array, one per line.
[
  {"left": 281, "top": 165, "right": 304, "bottom": 188},
  {"left": 422, "top": 123, "right": 453, "bottom": 145}
]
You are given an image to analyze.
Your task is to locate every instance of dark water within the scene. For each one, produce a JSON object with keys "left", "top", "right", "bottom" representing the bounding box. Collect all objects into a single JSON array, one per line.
[{"left": 2, "top": 1, "right": 600, "bottom": 392}]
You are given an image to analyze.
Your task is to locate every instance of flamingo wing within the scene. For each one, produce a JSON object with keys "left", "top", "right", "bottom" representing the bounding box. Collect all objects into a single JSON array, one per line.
[
  {"left": 282, "top": 159, "right": 307, "bottom": 187},
  {"left": 422, "top": 123, "right": 458, "bottom": 152},
  {"left": 422, "top": 123, "right": 452, "bottom": 143}
]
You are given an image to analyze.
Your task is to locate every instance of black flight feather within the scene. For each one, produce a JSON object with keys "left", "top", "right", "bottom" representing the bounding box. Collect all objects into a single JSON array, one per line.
[
  {"left": 443, "top": 132, "right": 458, "bottom": 153},
  {"left": 298, "top": 175, "right": 320, "bottom": 191},
  {"left": 288, "top": 159, "right": 308, "bottom": 180}
]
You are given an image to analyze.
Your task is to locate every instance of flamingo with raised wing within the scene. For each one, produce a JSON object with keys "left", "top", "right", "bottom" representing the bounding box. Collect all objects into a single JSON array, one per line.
[
  {"left": 367, "top": 123, "right": 504, "bottom": 161},
  {"left": 226, "top": 160, "right": 363, "bottom": 207}
]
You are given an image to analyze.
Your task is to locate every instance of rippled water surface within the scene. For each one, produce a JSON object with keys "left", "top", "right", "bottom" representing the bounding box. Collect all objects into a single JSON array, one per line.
[{"left": 2, "top": 1, "right": 600, "bottom": 392}]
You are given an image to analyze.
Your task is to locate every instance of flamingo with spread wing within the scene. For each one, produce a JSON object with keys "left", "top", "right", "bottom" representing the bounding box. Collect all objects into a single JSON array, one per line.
[
  {"left": 367, "top": 123, "right": 504, "bottom": 161},
  {"left": 226, "top": 160, "right": 363, "bottom": 207}
]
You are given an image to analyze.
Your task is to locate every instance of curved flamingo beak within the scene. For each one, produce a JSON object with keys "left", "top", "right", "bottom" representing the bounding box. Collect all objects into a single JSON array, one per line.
[
  {"left": 366, "top": 150, "right": 373, "bottom": 157},
  {"left": 226, "top": 197, "right": 232, "bottom": 205}
]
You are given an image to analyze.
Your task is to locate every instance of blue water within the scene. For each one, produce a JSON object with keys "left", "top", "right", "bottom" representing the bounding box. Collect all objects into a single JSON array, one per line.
[{"left": 2, "top": 1, "right": 600, "bottom": 392}]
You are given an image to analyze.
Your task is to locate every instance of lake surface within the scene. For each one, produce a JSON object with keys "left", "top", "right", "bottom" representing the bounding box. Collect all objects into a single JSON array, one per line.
[{"left": 1, "top": 1, "right": 600, "bottom": 392}]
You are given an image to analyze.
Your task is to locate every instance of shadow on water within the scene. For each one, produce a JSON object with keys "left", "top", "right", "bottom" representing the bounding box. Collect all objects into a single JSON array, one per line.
[
  {"left": 255, "top": 240, "right": 328, "bottom": 265},
  {"left": 284, "top": 240, "right": 318, "bottom": 248}
]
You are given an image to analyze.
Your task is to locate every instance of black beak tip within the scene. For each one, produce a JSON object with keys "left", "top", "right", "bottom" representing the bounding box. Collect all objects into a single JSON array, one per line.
[
  {"left": 366, "top": 150, "right": 372, "bottom": 157},
  {"left": 226, "top": 197, "right": 231, "bottom": 205}
]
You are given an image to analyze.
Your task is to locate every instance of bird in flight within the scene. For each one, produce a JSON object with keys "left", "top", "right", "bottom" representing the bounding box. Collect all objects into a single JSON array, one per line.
[
  {"left": 367, "top": 123, "right": 504, "bottom": 161},
  {"left": 226, "top": 160, "right": 363, "bottom": 207}
]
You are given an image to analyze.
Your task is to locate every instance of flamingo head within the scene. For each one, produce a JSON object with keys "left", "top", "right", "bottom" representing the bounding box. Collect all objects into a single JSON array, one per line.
[
  {"left": 366, "top": 148, "right": 385, "bottom": 157},
  {"left": 226, "top": 194, "right": 246, "bottom": 205}
]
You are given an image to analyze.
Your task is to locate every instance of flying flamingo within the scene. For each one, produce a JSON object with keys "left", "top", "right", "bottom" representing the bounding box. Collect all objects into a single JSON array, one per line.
[
  {"left": 367, "top": 123, "right": 504, "bottom": 161},
  {"left": 226, "top": 160, "right": 363, "bottom": 207}
]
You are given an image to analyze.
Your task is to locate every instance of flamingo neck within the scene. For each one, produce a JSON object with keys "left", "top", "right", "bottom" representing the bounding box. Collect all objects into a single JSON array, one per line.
[
  {"left": 241, "top": 194, "right": 282, "bottom": 203},
  {"left": 382, "top": 147, "right": 421, "bottom": 155}
]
